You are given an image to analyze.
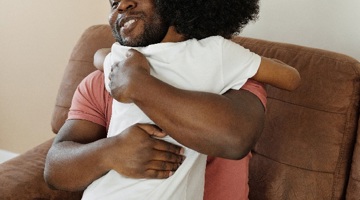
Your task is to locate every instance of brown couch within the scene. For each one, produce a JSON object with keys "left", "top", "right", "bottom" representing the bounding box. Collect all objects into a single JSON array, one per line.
[{"left": 0, "top": 24, "right": 359, "bottom": 200}]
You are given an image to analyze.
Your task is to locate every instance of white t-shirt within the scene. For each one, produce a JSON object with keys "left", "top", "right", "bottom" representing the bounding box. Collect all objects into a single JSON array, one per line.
[{"left": 82, "top": 36, "right": 261, "bottom": 200}]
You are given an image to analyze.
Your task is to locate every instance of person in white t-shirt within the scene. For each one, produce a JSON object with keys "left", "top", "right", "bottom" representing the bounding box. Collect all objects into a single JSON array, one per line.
[{"left": 83, "top": 0, "right": 301, "bottom": 199}]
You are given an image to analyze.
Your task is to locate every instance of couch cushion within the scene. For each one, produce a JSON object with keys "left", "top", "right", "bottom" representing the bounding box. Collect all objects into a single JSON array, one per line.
[
  {"left": 347, "top": 117, "right": 360, "bottom": 199},
  {"left": 51, "top": 25, "right": 114, "bottom": 133},
  {"left": 232, "top": 37, "right": 360, "bottom": 199}
]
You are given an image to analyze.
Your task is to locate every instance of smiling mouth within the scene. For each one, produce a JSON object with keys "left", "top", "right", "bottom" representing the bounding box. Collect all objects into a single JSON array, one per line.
[
  {"left": 119, "top": 16, "right": 139, "bottom": 29},
  {"left": 123, "top": 19, "right": 137, "bottom": 29}
]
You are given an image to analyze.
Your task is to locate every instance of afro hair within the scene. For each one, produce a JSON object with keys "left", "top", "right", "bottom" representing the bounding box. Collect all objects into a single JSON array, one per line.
[{"left": 155, "top": 0, "right": 260, "bottom": 40}]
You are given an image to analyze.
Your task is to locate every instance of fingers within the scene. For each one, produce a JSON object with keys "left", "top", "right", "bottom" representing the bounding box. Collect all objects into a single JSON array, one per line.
[
  {"left": 144, "top": 160, "right": 182, "bottom": 179},
  {"left": 152, "top": 138, "right": 185, "bottom": 156},
  {"left": 144, "top": 169, "right": 175, "bottom": 179},
  {"left": 137, "top": 123, "right": 167, "bottom": 138},
  {"left": 150, "top": 148, "right": 185, "bottom": 164},
  {"left": 125, "top": 49, "right": 149, "bottom": 66},
  {"left": 147, "top": 160, "right": 180, "bottom": 172}
]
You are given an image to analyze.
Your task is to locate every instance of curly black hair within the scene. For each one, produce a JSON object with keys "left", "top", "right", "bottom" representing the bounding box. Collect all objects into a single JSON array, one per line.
[{"left": 155, "top": 0, "right": 260, "bottom": 40}]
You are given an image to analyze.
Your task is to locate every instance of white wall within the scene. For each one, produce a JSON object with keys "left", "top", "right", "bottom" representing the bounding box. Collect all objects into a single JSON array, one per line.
[
  {"left": 242, "top": 0, "right": 360, "bottom": 61},
  {"left": 0, "top": 1, "right": 109, "bottom": 153}
]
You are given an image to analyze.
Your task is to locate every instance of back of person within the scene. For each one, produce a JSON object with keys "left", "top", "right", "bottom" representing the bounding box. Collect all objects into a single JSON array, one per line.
[{"left": 82, "top": 36, "right": 260, "bottom": 199}]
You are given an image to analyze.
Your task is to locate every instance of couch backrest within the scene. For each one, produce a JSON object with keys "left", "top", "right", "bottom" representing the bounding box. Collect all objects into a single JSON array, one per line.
[
  {"left": 232, "top": 37, "right": 360, "bottom": 199},
  {"left": 51, "top": 25, "right": 114, "bottom": 133},
  {"left": 51, "top": 25, "right": 360, "bottom": 199}
]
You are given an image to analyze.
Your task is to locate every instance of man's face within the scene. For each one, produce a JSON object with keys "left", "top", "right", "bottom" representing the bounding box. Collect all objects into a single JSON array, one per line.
[{"left": 108, "top": 0, "right": 168, "bottom": 47}]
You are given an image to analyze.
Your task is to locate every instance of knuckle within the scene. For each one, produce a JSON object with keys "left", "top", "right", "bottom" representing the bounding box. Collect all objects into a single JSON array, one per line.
[
  {"left": 152, "top": 170, "right": 159, "bottom": 178},
  {"left": 161, "top": 161, "right": 167, "bottom": 170},
  {"left": 166, "top": 152, "right": 174, "bottom": 160}
]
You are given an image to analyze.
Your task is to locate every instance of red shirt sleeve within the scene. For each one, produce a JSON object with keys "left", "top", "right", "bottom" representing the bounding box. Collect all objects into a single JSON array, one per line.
[
  {"left": 241, "top": 79, "right": 267, "bottom": 107},
  {"left": 67, "top": 70, "right": 113, "bottom": 130}
]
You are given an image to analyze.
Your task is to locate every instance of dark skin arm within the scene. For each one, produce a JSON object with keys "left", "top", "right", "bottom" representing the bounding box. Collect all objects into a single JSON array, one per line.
[
  {"left": 109, "top": 49, "right": 265, "bottom": 159},
  {"left": 45, "top": 121, "right": 184, "bottom": 191},
  {"left": 46, "top": 49, "right": 265, "bottom": 191}
]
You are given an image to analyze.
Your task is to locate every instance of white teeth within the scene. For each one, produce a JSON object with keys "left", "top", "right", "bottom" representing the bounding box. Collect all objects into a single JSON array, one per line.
[{"left": 124, "top": 19, "right": 136, "bottom": 28}]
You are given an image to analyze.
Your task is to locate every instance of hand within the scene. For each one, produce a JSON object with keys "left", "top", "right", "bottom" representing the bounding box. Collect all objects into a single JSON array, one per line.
[
  {"left": 109, "top": 49, "right": 151, "bottom": 103},
  {"left": 107, "top": 123, "right": 185, "bottom": 179}
]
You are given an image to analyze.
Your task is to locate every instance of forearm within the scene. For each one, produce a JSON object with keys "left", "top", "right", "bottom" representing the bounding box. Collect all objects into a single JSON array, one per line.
[
  {"left": 44, "top": 120, "right": 112, "bottom": 191},
  {"left": 44, "top": 121, "right": 185, "bottom": 191},
  {"left": 254, "top": 57, "right": 301, "bottom": 91},
  {"left": 130, "top": 75, "right": 265, "bottom": 159},
  {"left": 45, "top": 138, "right": 112, "bottom": 191}
]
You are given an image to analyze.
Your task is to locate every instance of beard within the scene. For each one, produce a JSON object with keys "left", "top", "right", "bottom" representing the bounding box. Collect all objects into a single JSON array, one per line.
[{"left": 112, "top": 14, "right": 168, "bottom": 47}]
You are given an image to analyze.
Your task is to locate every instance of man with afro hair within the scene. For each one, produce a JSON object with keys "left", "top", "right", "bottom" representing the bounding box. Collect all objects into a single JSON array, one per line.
[
  {"left": 85, "top": 0, "right": 300, "bottom": 199},
  {"left": 48, "top": 0, "right": 300, "bottom": 199}
]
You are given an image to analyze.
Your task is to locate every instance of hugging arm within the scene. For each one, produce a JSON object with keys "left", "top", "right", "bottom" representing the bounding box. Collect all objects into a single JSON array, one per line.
[
  {"left": 253, "top": 57, "right": 301, "bottom": 91},
  {"left": 109, "top": 49, "right": 265, "bottom": 159},
  {"left": 45, "top": 121, "right": 183, "bottom": 191},
  {"left": 45, "top": 47, "right": 266, "bottom": 191},
  {"left": 44, "top": 73, "right": 184, "bottom": 191}
]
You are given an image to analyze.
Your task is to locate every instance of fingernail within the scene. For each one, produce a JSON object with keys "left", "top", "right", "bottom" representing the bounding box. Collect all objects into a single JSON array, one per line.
[
  {"left": 180, "top": 148, "right": 185, "bottom": 155},
  {"left": 169, "top": 171, "right": 174, "bottom": 177}
]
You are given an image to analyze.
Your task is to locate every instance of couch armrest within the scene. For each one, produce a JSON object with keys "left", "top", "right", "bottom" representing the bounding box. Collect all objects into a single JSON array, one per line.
[{"left": 0, "top": 138, "right": 82, "bottom": 199}]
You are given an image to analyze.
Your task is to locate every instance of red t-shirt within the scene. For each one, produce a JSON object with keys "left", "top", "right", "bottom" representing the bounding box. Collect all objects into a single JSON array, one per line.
[{"left": 68, "top": 70, "right": 267, "bottom": 200}]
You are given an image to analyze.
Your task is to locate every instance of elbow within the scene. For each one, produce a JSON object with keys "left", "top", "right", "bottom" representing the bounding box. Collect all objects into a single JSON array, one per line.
[
  {"left": 223, "top": 143, "right": 252, "bottom": 160},
  {"left": 285, "top": 68, "right": 301, "bottom": 91},
  {"left": 219, "top": 122, "right": 264, "bottom": 160},
  {"left": 44, "top": 167, "right": 58, "bottom": 190},
  {"left": 44, "top": 164, "right": 81, "bottom": 192},
  {"left": 43, "top": 148, "right": 63, "bottom": 190},
  {"left": 43, "top": 159, "right": 60, "bottom": 190},
  {"left": 222, "top": 130, "right": 261, "bottom": 160},
  {"left": 220, "top": 111, "right": 265, "bottom": 160},
  {"left": 43, "top": 151, "right": 75, "bottom": 191}
]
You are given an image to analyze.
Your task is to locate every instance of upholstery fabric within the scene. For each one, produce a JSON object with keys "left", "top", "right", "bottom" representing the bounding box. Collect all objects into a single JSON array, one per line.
[
  {"left": 233, "top": 37, "right": 360, "bottom": 199},
  {"left": 347, "top": 117, "right": 360, "bottom": 200},
  {"left": 51, "top": 25, "right": 114, "bottom": 133},
  {"left": 0, "top": 25, "right": 358, "bottom": 200}
]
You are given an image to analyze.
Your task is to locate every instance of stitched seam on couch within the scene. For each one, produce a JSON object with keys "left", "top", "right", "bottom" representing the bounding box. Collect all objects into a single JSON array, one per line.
[
  {"left": 267, "top": 97, "right": 349, "bottom": 115},
  {"left": 240, "top": 40, "right": 360, "bottom": 64},
  {"left": 252, "top": 151, "right": 334, "bottom": 174}
]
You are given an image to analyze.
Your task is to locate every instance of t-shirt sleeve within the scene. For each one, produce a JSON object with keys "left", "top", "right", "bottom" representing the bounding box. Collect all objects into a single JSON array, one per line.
[
  {"left": 241, "top": 79, "right": 267, "bottom": 108},
  {"left": 220, "top": 38, "right": 261, "bottom": 93},
  {"left": 68, "top": 70, "right": 112, "bottom": 129}
]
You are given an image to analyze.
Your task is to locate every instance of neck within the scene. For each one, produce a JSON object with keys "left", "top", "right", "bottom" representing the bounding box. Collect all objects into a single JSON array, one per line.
[{"left": 161, "top": 26, "right": 186, "bottom": 43}]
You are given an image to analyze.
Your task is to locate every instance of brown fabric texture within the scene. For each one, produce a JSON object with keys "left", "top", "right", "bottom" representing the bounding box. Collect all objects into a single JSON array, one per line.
[
  {"left": 347, "top": 117, "right": 360, "bottom": 200},
  {"left": 0, "top": 25, "right": 359, "bottom": 199},
  {"left": 233, "top": 37, "right": 360, "bottom": 199},
  {"left": 0, "top": 139, "right": 82, "bottom": 199},
  {"left": 51, "top": 25, "right": 115, "bottom": 133}
]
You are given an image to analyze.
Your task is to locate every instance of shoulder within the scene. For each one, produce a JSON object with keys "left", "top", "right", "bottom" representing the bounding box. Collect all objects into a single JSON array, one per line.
[
  {"left": 78, "top": 70, "right": 112, "bottom": 110},
  {"left": 68, "top": 70, "right": 113, "bottom": 128},
  {"left": 83, "top": 70, "right": 106, "bottom": 86}
]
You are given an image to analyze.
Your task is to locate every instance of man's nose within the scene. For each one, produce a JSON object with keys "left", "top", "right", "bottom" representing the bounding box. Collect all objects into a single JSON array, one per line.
[{"left": 117, "top": 0, "right": 136, "bottom": 13}]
